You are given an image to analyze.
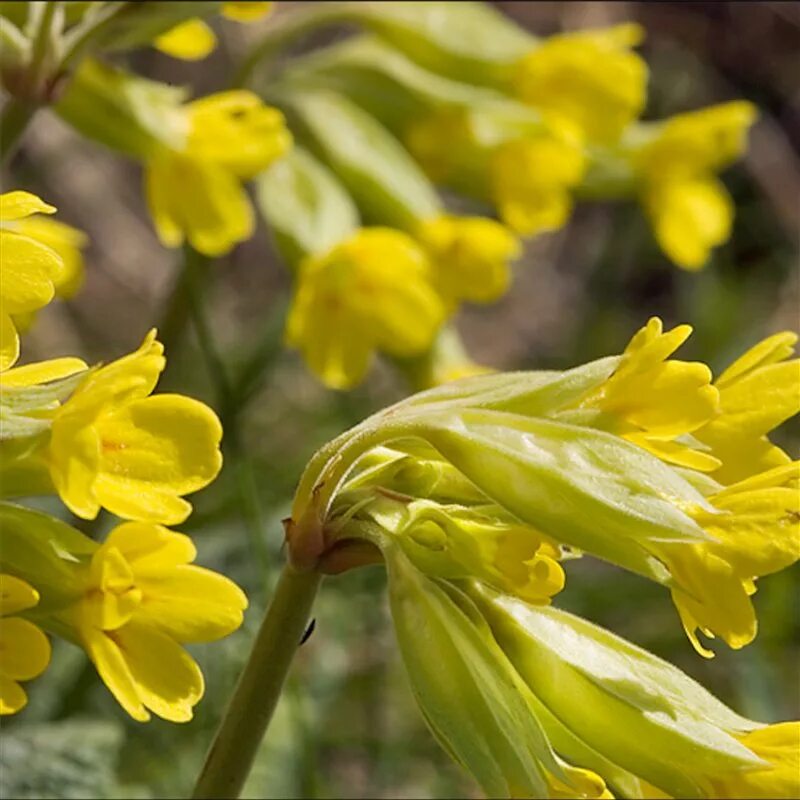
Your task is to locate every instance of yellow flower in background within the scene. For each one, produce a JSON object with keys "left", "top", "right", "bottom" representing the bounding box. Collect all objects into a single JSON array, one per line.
[
  {"left": 710, "top": 723, "right": 800, "bottom": 799},
  {"left": 416, "top": 214, "right": 521, "bottom": 310},
  {"left": 145, "top": 90, "right": 291, "bottom": 256},
  {"left": 576, "top": 317, "right": 721, "bottom": 470},
  {"left": 635, "top": 101, "right": 757, "bottom": 269},
  {"left": 695, "top": 331, "right": 800, "bottom": 485},
  {"left": 48, "top": 330, "right": 223, "bottom": 524},
  {"left": 0, "top": 192, "right": 65, "bottom": 370},
  {"left": 286, "top": 228, "right": 445, "bottom": 389},
  {"left": 513, "top": 24, "right": 647, "bottom": 144},
  {"left": 0, "top": 574, "right": 51, "bottom": 715},
  {"left": 663, "top": 462, "right": 800, "bottom": 657},
  {"left": 154, "top": 2, "right": 274, "bottom": 61},
  {"left": 67, "top": 522, "right": 247, "bottom": 722},
  {"left": 490, "top": 135, "right": 586, "bottom": 236}
]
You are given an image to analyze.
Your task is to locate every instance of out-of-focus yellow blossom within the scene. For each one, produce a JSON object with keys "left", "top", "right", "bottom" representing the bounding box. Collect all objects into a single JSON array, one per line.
[
  {"left": 415, "top": 214, "right": 521, "bottom": 310},
  {"left": 0, "top": 574, "right": 51, "bottom": 715},
  {"left": 154, "top": 2, "right": 274, "bottom": 61},
  {"left": 0, "top": 192, "right": 65, "bottom": 370},
  {"left": 513, "top": 24, "right": 647, "bottom": 143},
  {"left": 695, "top": 331, "right": 800, "bottom": 484},
  {"left": 576, "top": 317, "right": 721, "bottom": 470},
  {"left": 662, "top": 462, "right": 800, "bottom": 657},
  {"left": 635, "top": 101, "right": 757, "bottom": 269},
  {"left": 490, "top": 135, "right": 586, "bottom": 236},
  {"left": 145, "top": 91, "right": 291, "bottom": 256},
  {"left": 63, "top": 522, "right": 247, "bottom": 722},
  {"left": 48, "top": 329, "right": 223, "bottom": 524},
  {"left": 710, "top": 723, "right": 800, "bottom": 799},
  {"left": 286, "top": 228, "right": 445, "bottom": 389}
]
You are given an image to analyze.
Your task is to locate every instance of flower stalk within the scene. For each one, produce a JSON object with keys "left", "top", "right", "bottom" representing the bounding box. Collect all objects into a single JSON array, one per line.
[{"left": 192, "top": 563, "right": 323, "bottom": 800}]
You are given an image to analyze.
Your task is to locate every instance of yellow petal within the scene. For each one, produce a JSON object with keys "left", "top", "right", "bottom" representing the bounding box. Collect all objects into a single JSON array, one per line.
[
  {"left": 103, "top": 522, "right": 197, "bottom": 573},
  {"left": 0, "top": 311, "right": 19, "bottom": 371},
  {"left": 86, "top": 546, "right": 142, "bottom": 630},
  {"left": 83, "top": 627, "right": 150, "bottom": 722},
  {"left": 1, "top": 357, "right": 88, "bottom": 387},
  {"left": 0, "top": 675, "right": 28, "bottom": 715},
  {"left": 0, "top": 230, "right": 63, "bottom": 312},
  {"left": 716, "top": 332, "right": 797, "bottom": 388},
  {"left": 647, "top": 177, "right": 733, "bottom": 270},
  {"left": 111, "top": 621, "right": 204, "bottom": 722},
  {"left": 49, "top": 415, "right": 102, "bottom": 520},
  {"left": 153, "top": 18, "right": 217, "bottom": 61},
  {"left": 14, "top": 216, "right": 88, "bottom": 299},
  {"left": 0, "top": 574, "right": 39, "bottom": 615},
  {"left": 144, "top": 154, "right": 254, "bottom": 256},
  {"left": 0, "top": 191, "right": 56, "bottom": 221},
  {"left": 0, "top": 617, "right": 51, "bottom": 680},
  {"left": 91, "top": 394, "right": 222, "bottom": 524},
  {"left": 222, "top": 2, "right": 274, "bottom": 22}
]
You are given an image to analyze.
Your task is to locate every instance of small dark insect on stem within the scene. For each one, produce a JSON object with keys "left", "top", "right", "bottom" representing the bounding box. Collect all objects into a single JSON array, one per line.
[{"left": 300, "top": 618, "right": 317, "bottom": 646}]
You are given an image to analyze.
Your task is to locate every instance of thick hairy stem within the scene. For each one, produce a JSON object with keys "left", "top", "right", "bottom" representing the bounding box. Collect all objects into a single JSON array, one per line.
[{"left": 192, "top": 564, "right": 322, "bottom": 800}]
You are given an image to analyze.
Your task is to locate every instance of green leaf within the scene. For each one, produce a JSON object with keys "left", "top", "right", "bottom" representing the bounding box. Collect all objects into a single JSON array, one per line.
[
  {"left": 281, "top": 88, "right": 441, "bottom": 229},
  {"left": 255, "top": 146, "right": 359, "bottom": 267}
]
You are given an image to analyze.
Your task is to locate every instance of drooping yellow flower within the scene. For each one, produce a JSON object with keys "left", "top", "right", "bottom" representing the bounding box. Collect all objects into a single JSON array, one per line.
[
  {"left": 575, "top": 317, "right": 721, "bottom": 470},
  {"left": 154, "top": 3, "right": 274, "bottom": 61},
  {"left": 0, "top": 574, "right": 51, "bottom": 715},
  {"left": 662, "top": 462, "right": 800, "bottom": 657},
  {"left": 513, "top": 24, "right": 647, "bottom": 143},
  {"left": 710, "top": 723, "right": 800, "bottom": 799},
  {"left": 490, "top": 135, "right": 586, "bottom": 236},
  {"left": 65, "top": 522, "right": 247, "bottom": 722},
  {"left": 0, "top": 192, "right": 65, "bottom": 370},
  {"left": 286, "top": 228, "right": 445, "bottom": 389},
  {"left": 415, "top": 214, "right": 521, "bottom": 310},
  {"left": 695, "top": 331, "right": 800, "bottom": 484},
  {"left": 48, "top": 330, "right": 223, "bottom": 524},
  {"left": 635, "top": 101, "right": 757, "bottom": 269},
  {"left": 145, "top": 91, "right": 291, "bottom": 256}
]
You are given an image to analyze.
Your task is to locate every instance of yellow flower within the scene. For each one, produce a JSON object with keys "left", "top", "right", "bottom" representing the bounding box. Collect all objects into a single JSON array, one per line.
[
  {"left": 513, "top": 24, "right": 647, "bottom": 143},
  {"left": 575, "top": 317, "right": 721, "bottom": 470},
  {"left": 415, "top": 214, "right": 521, "bottom": 309},
  {"left": 0, "top": 192, "right": 65, "bottom": 370},
  {"left": 154, "top": 3, "right": 273, "bottom": 61},
  {"left": 710, "top": 723, "right": 800, "bottom": 799},
  {"left": 0, "top": 574, "right": 51, "bottom": 715},
  {"left": 145, "top": 91, "right": 291, "bottom": 256},
  {"left": 66, "top": 522, "right": 247, "bottom": 722},
  {"left": 490, "top": 135, "right": 586, "bottom": 236},
  {"left": 49, "top": 329, "right": 223, "bottom": 524},
  {"left": 662, "top": 462, "right": 800, "bottom": 657},
  {"left": 635, "top": 101, "right": 757, "bottom": 269},
  {"left": 286, "top": 228, "right": 445, "bottom": 389},
  {"left": 695, "top": 332, "right": 800, "bottom": 485}
]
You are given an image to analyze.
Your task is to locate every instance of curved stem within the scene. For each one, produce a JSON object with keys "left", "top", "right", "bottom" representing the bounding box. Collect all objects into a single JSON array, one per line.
[{"left": 192, "top": 564, "right": 322, "bottom": 800}]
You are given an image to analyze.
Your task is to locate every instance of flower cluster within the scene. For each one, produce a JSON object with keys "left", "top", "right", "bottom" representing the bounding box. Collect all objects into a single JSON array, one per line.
[
  {"left": 285, "top": 316, "right": 799, "bottom": 798},
  {"left": 0, "top": 190, "right": 244, "bottom": 721}
]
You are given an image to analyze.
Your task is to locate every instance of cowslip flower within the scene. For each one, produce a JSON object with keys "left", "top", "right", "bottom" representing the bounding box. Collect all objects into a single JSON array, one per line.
[
  {"left": 154, "top": 2, "right": 274, "bottom": 61},
  {"left": 0, "top": 573, "right": 51, "bottom": 715},
  {"left": 285, "top": 227, "right": 445, "bottom": 389},
  {"left": 694, "top": 331, "right": 800, "bottom": 484},
  {"left": 0, "top": 191, "right": 65, "bottom": 370},
  {"left": 490, "top": 134, "right": 586, "bottom": 236},
  {"left": 415, "top": 214, "right": 521, "bottom": 310},
  {"left": 51, "top": 521, "right": 246, "bottom": 722},
  {"left": 146, "top": 90, "right": 291, "bottom": 256},
  {"left": 512, "top": 24, "right": 648, "bottom": 144},
  {"left": 634, "top": 101, "right": 757, "bottom": 269},
  {"left": 572, "top": 317, "right": 721, "bottom": 471},
  {"left": 48, "top": 329, "right": 223, "bottom": 524}
]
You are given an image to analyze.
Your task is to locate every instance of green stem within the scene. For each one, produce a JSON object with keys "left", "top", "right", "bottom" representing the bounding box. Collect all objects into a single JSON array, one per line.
[
  {"left": 192, "top": 564, "right": 323, "bottom": 800},
  {"left": 0, "top": 97, "right": 37, "bottom": 165},
  {"left": 180, "top": 247, "right": 271, "bottom": 582}
]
